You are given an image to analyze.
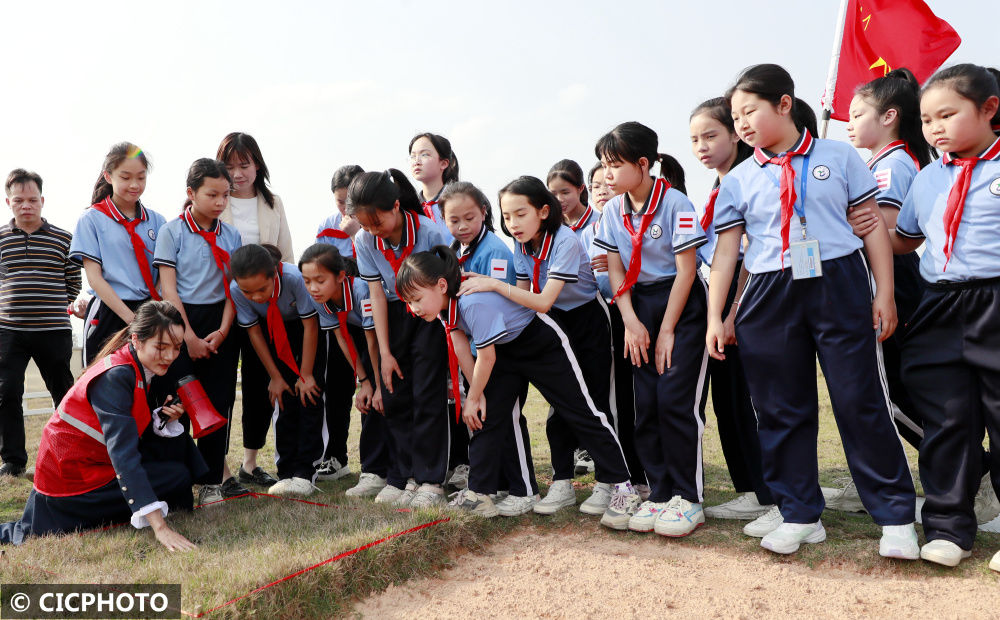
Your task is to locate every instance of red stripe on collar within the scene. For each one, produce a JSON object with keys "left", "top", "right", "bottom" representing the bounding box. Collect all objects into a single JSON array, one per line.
[{"left": 753, "top": 131, "right": 814, "bottom": 166}]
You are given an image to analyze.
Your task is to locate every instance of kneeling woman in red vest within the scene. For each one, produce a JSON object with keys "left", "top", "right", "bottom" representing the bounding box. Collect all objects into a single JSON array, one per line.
[{"left": 0, "top": 301, "right": 207, "bottom": 551}]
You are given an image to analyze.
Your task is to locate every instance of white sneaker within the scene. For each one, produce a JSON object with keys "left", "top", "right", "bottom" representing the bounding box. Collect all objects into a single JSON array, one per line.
[
  {"left": 533, "top": 480, "right": 576, "bottom": 515},
  {"left": 448, "top": 489, "right": 498, "bottom": 518},
  {"left": 489, "top": 490, "right": 509, "bottom": 504},
  {"left": 600, "top": 487, "right": 641, "bottom": 530},
  {"left": 447, "top": 464, "right": 470, "bottom": 490},
  {"left": 496, "top": 494, "right": 540, "bottom": 517},
  {"left": 920, "top": 539, "right": 971, "bottom": 567},
  {"left": 980, "top": 513, "right": 1000, "bottom": 533},
  {"left": 761, "top": 520, "right": 826, "bottom": 554},
  {"left": 574, "top": 449, "right": 595, "bottom": 476},
  {"left": 821, "top": 478, "right": 866, "bottom": 513},
  {"left": 634, "top": 484, "right": 651, "bottom": 501},
  {"left": 975, "top": 473, "right": 1000, "bottom": 525},
  {"left": 373, "top": 482, "right": 405, "bottom": 504},
  {"left": 654, "top": 496, "right": 705, "bottom": 537},
  {"left": 345, "top": 472, "right": 387, "bottom": 497},
  {"left": 394, "top": 479, "right": 419, "bottom": 507},
  {"left": 198, "top": 484, "right": 224, "bottom": 506},
  {"left": 268, "top": 477, "right": 316, "bottom": 497},
  {"left": 628, "top": 501, "right": 669, "bottom": 533},
  {"left": 744, "top": 505, "right": 784, "bottom": 537},
  {"left": 990, "top": 550, "right": 1000, "bottom": 573},
  {"left": 704, "top": 492, "right": 772, "bottom": 520},
  {"left": 580, "top": 482, "right": 613, "bottom": 516},
  {"left": 409, "top": 484, "right": 446, "bottom": 508},
  {"left": 316, "top": 458, "right": 352, "bottom": 481},
  {"left": 880, "top": 523, "right": 919, "bottom": 560}
]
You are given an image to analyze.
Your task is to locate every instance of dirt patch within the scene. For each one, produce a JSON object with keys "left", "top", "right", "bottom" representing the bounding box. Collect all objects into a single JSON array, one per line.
[{"left": 353, "top": 529, "right": 1000, "bottom": 618}]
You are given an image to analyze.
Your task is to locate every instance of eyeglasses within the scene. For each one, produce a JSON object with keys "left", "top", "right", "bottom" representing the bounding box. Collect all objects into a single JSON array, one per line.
[{"left": 408, "top": 152, "right": 435, "bottom": 162}]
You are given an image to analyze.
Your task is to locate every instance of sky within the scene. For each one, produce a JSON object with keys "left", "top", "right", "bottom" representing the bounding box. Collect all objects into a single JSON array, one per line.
[{"left": 1, "top": 0, "right": 993, "bottom": 321}]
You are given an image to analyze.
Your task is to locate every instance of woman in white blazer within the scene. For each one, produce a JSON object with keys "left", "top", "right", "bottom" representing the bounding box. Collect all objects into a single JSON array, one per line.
[{"left": 217, "top": 132, "right": 294, "bottom": 493}]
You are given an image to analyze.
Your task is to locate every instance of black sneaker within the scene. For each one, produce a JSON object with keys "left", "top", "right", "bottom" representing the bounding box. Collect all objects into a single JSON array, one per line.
[
  {"left": 220, "top": 476, "right": 252, "bottom": 498},
  {"left": 0, "top": 462, "right": 25, "bottom": 477},
  {"left": 238, "top": 466, "right": 278, "bottom": 487}
]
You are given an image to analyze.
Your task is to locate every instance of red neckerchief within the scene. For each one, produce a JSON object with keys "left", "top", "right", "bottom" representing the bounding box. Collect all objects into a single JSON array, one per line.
[
  {"left": 322, "top": 277, "right": 359, "bottom": 374},
  {"left": 700, "top": 187, "right": 720, "bottom": 233},
  {"left": 266, "top": 263, "right": 302, "bottom": 378},
  {"left": 90, "top": 197, "right": 160, "bottom": 300},
  {"left": 422, "top": 200, "right": 439, "bottom": 222},
  {"left": 520, "top": 232, "right": 555, "bottom": 294},
  {"left": 868, "top": 140, "right": 921, "bottom": 171},
  {"left": 375, "top": 211, "right": 420, "bottom": 307},
  {"left": 316, "top": 227, "right": 356, "bottom": 257},
  {"left": 940, "top": 137, "right": 1000, "bottom": 271},
  {"left": 181, "top": 208, "right": 232, "bottom": 303},
  {"left": 754, "top": 131, "right": 814, "bottom": 270},
  {"left": 569, "top": 205, "right": 594, "bottom": 232},
  {"left": 613, "top": 178, "right": 669, "bottom": 301},
  {"left": 452, "top": 225, "right": 487, "bottom": 267},
  {"left": 440, "top": 297, "right": 462, "bottom": 424}
]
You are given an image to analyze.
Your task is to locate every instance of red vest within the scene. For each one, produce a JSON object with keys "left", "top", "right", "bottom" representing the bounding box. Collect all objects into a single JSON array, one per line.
[{"left": 34, "top": 346, "right": 151, "bottom": 497}]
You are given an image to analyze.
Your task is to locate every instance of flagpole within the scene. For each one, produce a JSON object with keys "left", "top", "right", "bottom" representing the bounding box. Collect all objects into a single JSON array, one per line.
[{"left": 820, "top": 0, "right": 850, "bottom": 138}]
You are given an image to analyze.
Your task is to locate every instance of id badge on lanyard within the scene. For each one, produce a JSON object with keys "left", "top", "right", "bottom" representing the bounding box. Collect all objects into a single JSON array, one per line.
[{"left": 766, "top": 154, "right": 822, "bottom": 280}]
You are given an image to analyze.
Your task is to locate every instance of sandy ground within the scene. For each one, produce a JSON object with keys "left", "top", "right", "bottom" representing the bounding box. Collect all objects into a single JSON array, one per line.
[{"left": 353, "top": 529, "right": 1000, "bottom": 619}]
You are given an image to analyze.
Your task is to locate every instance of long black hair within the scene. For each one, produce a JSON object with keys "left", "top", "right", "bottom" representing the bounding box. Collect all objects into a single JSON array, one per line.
[
  {"left": 924, "top": 63, "right": 1000, "bottom": 128},
  {"left": 90, "top": 300, "right": 184, "bottom": 368},
  {"left": 594, "top": 122, "right": 687, "bottom": 194},
  {"left": 345, "top": 169, "right": 422, "bottom": 219},
  {"left": 396, "top": 246, "right": 461, "bottom": 302},
  {"left": 547, "top": 159, "right": 589, "bottom": 207},
  {"left": 91, "top": 142, "right": 151, "bottom": 205},
  {"left": 231, "top": 243, "right": 282, "bottom": 280},
  {"left": 298, "top": 243, "right": 359, "bottom": 277},
  {"left": 690, "top": 97, "right": 754, "bottom": 185},
  {"left": 855, "top": 68, "right": 933, "bottom": 168},
  {"left": 408, "top": 133, "right": 460, "bottom": 184},
  {"left": 497, "top": 176, "right": 563, "bottom": 246},
  {"left": 183, "top": 158, "right": 232, "bottom": 210},
  {"left": 216, "top": 132, "right": 275, "bottom": 208}
]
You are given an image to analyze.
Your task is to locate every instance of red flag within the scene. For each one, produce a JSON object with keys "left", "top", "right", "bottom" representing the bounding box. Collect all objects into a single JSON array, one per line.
[{"left": 821, "top": 0, "right": 961, "bottom": 122}]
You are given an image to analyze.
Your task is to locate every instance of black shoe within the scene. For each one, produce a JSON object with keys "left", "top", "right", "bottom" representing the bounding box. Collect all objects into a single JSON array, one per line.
[
  {"left": 0, "top": 462, "right": 25, "bottom": 477},
  {"left": 220, "top": 476, "right": 252, "bottom": 498},
  {"left": 238, "top": 466, "right": 278, "bottom": 487}
]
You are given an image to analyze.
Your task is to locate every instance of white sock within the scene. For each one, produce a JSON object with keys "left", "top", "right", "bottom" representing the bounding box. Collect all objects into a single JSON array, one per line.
[{"left": 614, "top": 481, "right": 634, "bottom": 494}]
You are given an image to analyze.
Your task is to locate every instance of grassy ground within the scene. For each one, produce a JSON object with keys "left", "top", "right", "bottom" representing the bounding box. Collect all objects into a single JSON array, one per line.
[{"left": 2, "top": 365, "right": 999, "bottom": 617}]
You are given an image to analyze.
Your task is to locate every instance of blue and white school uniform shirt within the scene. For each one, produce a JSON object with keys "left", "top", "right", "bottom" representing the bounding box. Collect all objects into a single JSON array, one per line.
[
  {"left": 230, "top": 262, "right": 318, "bottom": 327},
  {"left": 70, "top": 201, "right": 167, "bottom": 300},
  {"left": 312, "top": 277, "right": 375, "bottom": 331},
  {"left": 713, "top": 133, "right": 879, "bottom": 274},
  {"left": 593, "top": 180, "right": 707, "bottom": 284},
  {"left": 513, "top": 225, "right": 598, "bottom": 311},
  {"left": 153, "top": 212, "right": 242, "bottom": 304},
  {"left": 419, "top": 188, "right": 454, "bottom": 245},
  {"left": 355, "top": 211, "right": 444, "bottom": 302},
  {"left": 578, "top": 219, "right": 612, "bottom": 301},
  {"left": 453, "top": 226, "right": 516, "bottom": 285},
  {"left": 868, "top": 141, "right": 920, "bottom": 210},
  {"left": 695, "top": 187, "right": 747, "bottom": 268},
  {"left": 449, "top": 292, "right": 536, "bottom": 350},
  {"left": 569, "top": 205, "right": 599, "bottom": 243},
  {"left": 896, "top": 137, "right": 1000, "bottom": 282},
  {"left": 315, "top": 211, "right": 356, "bottom": 258}
]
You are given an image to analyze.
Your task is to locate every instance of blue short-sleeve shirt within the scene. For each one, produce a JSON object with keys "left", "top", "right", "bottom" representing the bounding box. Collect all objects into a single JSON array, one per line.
[
  {"left": 69, "top": 201, "right": 167, "bottom": 300},
  {"left": 315, "top": 212, "right": 357, "bottom": 258},
  {"left": 355, "top": 212, "right": 444, "bottom": 302},
  {"left": 569, "top": 206, "right": 599, "bottom": 244},
  {"left": 449, "top": 292, "right": 535, "bottom": 349},
  {"left": 578, "top": 218, "right": 612, "bottom": 301},
  {"left": 868, "top": 142, "right": 919, "bottom": 210},
  {"left": 453, "top": 226, "right": 516, "bottom": 285},
  {"left": 713, "top": 133, "right": 879, "bottom": 274},
  {"left": 513, "top": 225, "right": 598, "bottom": 311},
  {"left": 152, "top": 211, "right": 242, "bottom": 305},
  {"left": 594, "top": 178, "right": 707, "bottom": 282},
  {"left": 230, "top": 262, "right": 318, "bottom": 327},
  {"left": 896, "top": 137, "right": 1000, "bottom": 282},
  {"left": 419, "top": 188, "right": 454, "bottom": 245}
]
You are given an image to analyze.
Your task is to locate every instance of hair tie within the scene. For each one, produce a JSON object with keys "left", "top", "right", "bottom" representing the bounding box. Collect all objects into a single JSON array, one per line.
[{"left": 385, "top": 169, "right": 394, "bottom": 184}]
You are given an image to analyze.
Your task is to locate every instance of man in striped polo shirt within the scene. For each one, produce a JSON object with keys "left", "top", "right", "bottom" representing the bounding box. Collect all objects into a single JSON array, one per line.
[{"left": 0, "top": 169, "right": 81, "bottom": 477}]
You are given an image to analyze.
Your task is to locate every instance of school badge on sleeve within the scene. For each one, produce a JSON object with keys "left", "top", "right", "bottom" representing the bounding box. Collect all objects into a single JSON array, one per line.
[
  {"left": 361, "top": 300, "right": 373, "bottom": 318},
  {"left": 674, "top": 213, "right": 697, "bottom": 235},
  {"left": 875, "top": 169, "right": 892, "bottom": 191},
  {"left": 490, "top": 258, "right": 508, "bottom": 280}
]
